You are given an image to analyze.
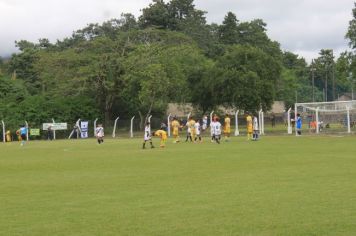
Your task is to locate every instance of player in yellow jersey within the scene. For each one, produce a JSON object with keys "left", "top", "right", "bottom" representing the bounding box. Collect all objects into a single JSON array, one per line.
[
  {"left": 155, "top": 129, "right": 168, "bottom": 148},
  {"left": 246, "top": 113, "right": 253, "bottom": 141},
  {"left": 223, "top": 114, "right": 231, "bottom": 142},
  {"left": 171, "top": 117, "right": 181, "bottom": 143},
  {"left": 6, "top": 130, "right": 12, "bottom": 142},
  {"left": 188, "top": 117, "right": 196, "bottom": 142}
]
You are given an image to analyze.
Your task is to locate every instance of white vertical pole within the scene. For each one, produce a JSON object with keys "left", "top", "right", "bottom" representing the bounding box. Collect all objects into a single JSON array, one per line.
[
  {"left": 68, "top": 119, "right": 81, "bottom": 139},
  {"left": 287, "top": 108, "right": 292, "bottom": 134},
  {"left": 347, "top": 107, "right": 351, "bottom": 134},
  {"left": 234, "top": 110, "right": 240, "bottom": 136},
  {"left": 25, "top": 121, "right": 29, "bottom": 141},
  {"left": 94, "top": 118, "right": 98, "bottom": 137},
  {"left": 1, "top": 120, "right": 5, "bottom": 143},
  {"left": 148, "top": 115, "right": 152, "bottom": 134},
  {"left": 294, "top": 104, "right": 298, "bottom": 136},
  {"left": 77, "top": 119, "right": 81, "bottom": 139},
  {"left": 52, "top": 119, "right": 56, "bottom": 140},
  {"left": 130, "top": 116, "right": 135, "bottom": 138},
  {"left": 210, "top": 111, "right": 214, "bottom": 136},
  {"left": 112, "top": 116, "right": 120, "bottom": 138},
  {"left": 259, "top": 110, "right": 263, "bottom": 135},
  {"left": 209, "top": 111, "right": 214, "bottom": 124},
  {"left": 316, "top": 108, "right": 319, "bottom": 134},
  {"left": 167, "top": 114, "right": 172, "bottom": 137},
  {"left": 262, "top": 111, "right": 265, "bottom": 135}
]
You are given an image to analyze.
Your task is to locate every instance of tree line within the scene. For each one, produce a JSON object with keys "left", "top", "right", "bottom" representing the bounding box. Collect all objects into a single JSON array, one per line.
[{"left": 1, "top": 0, "right": 356, "bottom": 129}]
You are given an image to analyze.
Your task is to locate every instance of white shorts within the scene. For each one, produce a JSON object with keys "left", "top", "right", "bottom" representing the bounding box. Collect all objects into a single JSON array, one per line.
[{"left": 144, "top": 134, "right": 151, "bottom": 141}]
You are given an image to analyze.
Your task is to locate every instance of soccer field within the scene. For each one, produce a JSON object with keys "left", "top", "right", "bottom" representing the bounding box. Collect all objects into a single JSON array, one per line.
[{"left": 1, "top": 136, "right": 356, "bottom": 236}]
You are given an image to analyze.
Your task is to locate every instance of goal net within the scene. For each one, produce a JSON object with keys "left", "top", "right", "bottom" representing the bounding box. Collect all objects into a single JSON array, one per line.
[{"left": 294, "top": 100, "right": 356, "bottom": 135}]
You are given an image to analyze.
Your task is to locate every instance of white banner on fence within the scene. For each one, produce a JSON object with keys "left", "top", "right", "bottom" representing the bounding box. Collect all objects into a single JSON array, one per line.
[
  {"left": 81, "top": 121, "right": 89, "bottom": 139},
  {"left": 42, "top": 123, "right": 68, "bottom": 130}
]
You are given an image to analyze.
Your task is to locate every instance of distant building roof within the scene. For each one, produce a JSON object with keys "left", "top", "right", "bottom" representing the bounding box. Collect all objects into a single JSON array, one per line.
[{"left": 337, "top": 93, "right": 356, "bottom": 101}]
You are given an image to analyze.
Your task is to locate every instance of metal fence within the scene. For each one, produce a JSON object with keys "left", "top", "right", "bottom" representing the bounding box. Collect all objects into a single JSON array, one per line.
[{"left": 1, "top": 112, "right": 355, "bottom": 142}]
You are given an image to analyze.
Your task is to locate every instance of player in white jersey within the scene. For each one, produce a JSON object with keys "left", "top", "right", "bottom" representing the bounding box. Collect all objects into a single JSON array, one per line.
[
  {"left": 143, "top": 122, "right": 154, "bottom": 149},
  {"left": 95, "top": 124, "right": 105, "bottom": 144},
  {"left": 185, "top": 120, "right": 192, "bottom": 142},
  {"left": 253, "top": 115, "right": 259, "bottom": 141},
  {"left": 210, "top": 116, "right": 215, "bottom": 142},
  {"left": 213, "top": 117, "right": 222, "bottom": 144},
  {"left": 194, "top": 119, "right": 202, "bottom": 142}
]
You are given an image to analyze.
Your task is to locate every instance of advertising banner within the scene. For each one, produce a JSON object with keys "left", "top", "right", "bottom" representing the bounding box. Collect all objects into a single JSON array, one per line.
[
  {"left": 81, "top": 121, "right": 89, "bottom": 139},
  {"left": 42, "top": 123, "right": 67, "bottom": 131},
  {"left": 30, "top": 129, "right": 40, "bottom": 136}
]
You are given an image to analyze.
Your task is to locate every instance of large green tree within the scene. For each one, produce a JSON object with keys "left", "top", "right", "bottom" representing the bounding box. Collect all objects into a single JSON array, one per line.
[{"left": 213, "top": 45, "right": 281, "bottom": 112}]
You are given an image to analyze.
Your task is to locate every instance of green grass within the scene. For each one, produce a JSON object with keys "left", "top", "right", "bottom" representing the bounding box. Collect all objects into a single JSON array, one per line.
[{"left": 1, "top": 136, "right": 356, "bottom": 236}]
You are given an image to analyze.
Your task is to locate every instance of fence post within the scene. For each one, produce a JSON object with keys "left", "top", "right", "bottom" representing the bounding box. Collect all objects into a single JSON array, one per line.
[
  {"left": 148, "top": 115, "right": 152, "bottom": 134},
  {"left": 262, "top": 111, "right": 265, "bottom": 135},
  {"left": 234, "top": 110, "right": 240, "bottom": 136},
  {"left": 258, "top": 110, "right": 262, "bottom": 135},
  {"left": 112, "top": 116, "right": 120, "bottom": 138},
  {"left": 130, "top": 116, "right": 135, "bottom": 138},
  {"left": 210, "top": 111, "right": 214, "bottom": 137},
  {"left": 52, "top": 119, "right": 56, "bottom": 140},
  {"left": 347, "top": 107, "right": 351, "bottom": 134},
  {"left": 94, "top": 118, "right": 98, "bottom": 137},
  {"left": 68, "top": 119, "right": 81, "bottom": 139},
  {"left": 167, "top": 114, "right": 172, "bottom": 137},
  {"left": 1, "top": 120, "right": 5, "bottom": 143},
  {"left": 25, "top": 121, "right": 29, "bottom": 141}
]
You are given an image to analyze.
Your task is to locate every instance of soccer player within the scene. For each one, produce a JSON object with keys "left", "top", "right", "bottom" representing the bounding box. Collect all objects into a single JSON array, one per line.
[
  {"left": 210, "top": 115, "right": 218, "bottom": 142},
  {"left": 213, "top": 117, "right": 222, "bottom": 144},
  {"left": 185, "top": 119, "right": 192, "bottom": 142},
  {"left": 246, "top": 113, "right": 253, "bottom": 141},
  {"left": 296, "top": 113, "right": 302, "bottom": 136},
  {"left": 143, "top": 122, "right": 154, "bottom": 149},
  {"left": 171, "top": 117, "right": 181, "bottom": 143},
  {"left": 16, "top": 129, "right": 21, "bottom": 141},
  {"left": 188, "top": 117, "right": 196, "bottom": 142},
  {"left": 95, "top": 124, "right": 104, "bottom": 144},
  {"left": 155, "top": 129, "right": 168, "bottom": 148},
  {"left": 194, "top": 119, "right": 202, "bottom": 142},
  {"left": 19, "top": 125, "right": 27, "bottom": 146},
  {"left": 223, "top": 114, "right": 231, "bottom": 142},
  {"left": 6, "top": 130, "right": 12, "bottom": 142},
  {"left": 253, "top": 115, "right": 259, "bottom": 141}
]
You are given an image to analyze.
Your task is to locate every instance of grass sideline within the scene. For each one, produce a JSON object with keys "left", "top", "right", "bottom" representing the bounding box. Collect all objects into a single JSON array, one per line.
[{"left": 1, "top": 136, "right": 356, "bottom": 236}]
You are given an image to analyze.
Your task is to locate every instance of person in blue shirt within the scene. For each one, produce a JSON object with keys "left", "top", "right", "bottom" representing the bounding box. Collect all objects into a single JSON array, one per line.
[
  {"left": 20, "top": 125, "right": 27, "bottom": 146},
  {"left": 296, "top": 113, "right": 302, "bottom": 136}
]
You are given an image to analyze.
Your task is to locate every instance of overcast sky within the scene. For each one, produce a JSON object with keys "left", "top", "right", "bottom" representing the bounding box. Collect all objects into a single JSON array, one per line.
[{"left": 0, "top": 0, "right": 354, "bottom": 62}]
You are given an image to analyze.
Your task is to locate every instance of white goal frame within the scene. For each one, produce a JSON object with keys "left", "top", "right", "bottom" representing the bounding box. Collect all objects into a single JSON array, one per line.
[{"left": 295, "top": 100, "right": 356, "bottom": 135}]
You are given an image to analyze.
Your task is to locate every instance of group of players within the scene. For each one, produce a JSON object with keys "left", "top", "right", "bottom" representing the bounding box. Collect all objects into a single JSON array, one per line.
[{"left": 141, "top": 113, "right": 261, "bottom": 149}]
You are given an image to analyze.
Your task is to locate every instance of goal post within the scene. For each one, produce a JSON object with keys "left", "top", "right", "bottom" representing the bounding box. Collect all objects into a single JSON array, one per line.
[{"left": 295, "top": 100, "right": 356, "bottom": 135}]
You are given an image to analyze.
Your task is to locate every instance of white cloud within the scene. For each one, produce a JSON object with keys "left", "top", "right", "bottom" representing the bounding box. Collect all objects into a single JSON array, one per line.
[{"left": 0, "top": 0, "right": 354, "bottom": 62}]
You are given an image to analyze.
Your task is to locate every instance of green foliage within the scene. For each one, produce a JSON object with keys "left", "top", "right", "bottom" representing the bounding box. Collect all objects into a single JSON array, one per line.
[
  {"left": 346, "top": 3, "right": 356, "bottom": 49},
  {"left": 213, "top": 45, "right": 281, "bottom": 112},
  {"left": 218, "top": 12, "right": 239, "bottom": 45},
  {"left": 8, "top": 0, "right": 355, "bottom": 127}
]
